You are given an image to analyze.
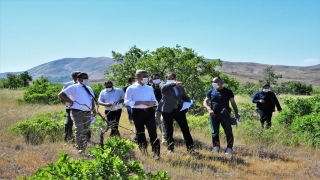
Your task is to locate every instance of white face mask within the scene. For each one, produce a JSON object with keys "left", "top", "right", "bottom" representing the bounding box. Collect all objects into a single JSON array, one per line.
[
  {"left": 212, "top": 83, "right": 219, "bottom": 89},
  {"left": 153, "top": 79, "right": 161, "bottom": 84},
  {"left": 82, "top": 79, "right": 89, "bottom": 86},
  {"left": 106, "top": 88, "right": 113, "bottom": 92},
  {"left": 263, "top": 88, "right": 270, "bottom": 92},
  {"left": 141, "top": 78, "right": 149, "bottom": 84},
  {"left": 167, "top": 80, "right": 175, "bottom": 84}
]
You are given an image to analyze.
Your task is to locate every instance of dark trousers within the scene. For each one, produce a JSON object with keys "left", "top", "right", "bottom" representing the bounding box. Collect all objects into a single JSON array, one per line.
[
  {"left": 257, "top": 109, "right": 273, "bottom": 129},
  {"left": 209, "top": 115, "right": 234, "bottom": 149},
  {"left": 105, "top": 109, "right": 122, "bottom": 137},
  {"left": 64, "top": 109, "right": 74, "bottom": 142},
  {"left": 131, "top": 108, "right": 160, "bottom": 155},
  {"left": 162, "top": 107, "right": 194, "bottom": 151}
]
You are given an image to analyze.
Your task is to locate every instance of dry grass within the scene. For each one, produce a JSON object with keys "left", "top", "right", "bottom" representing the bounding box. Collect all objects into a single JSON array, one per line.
[{"left": 0, "top": 89, "right": 319, "bottom": 179}]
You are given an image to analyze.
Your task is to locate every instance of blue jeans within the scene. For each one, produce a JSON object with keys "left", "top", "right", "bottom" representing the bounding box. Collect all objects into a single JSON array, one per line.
[{"left": 210, "top": 115, "right": 234, "bottom": 149}]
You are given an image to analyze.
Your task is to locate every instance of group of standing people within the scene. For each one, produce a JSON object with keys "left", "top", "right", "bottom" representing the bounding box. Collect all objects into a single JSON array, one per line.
[{"left": 58, "top": 70, "right": 282, "bottom": 158}]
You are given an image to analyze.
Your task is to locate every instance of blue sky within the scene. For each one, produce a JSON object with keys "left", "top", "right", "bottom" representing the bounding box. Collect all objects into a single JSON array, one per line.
[{"left": 1, "top": 0, "right": 319, "bottom": 73}]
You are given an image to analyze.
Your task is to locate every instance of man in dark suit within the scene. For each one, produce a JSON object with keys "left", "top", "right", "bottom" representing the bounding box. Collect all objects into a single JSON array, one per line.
[{"left": 157, "top": 72, "right": 198, "bottom": 155}]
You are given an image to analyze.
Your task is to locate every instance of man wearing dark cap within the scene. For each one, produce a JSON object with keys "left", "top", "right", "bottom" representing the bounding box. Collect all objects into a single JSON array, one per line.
[
  {"left": 252, "top": 83, "right": 282, "bottom": 129},
  {"left": 62, "top": 71, "right": 81, "bottom": 144}
]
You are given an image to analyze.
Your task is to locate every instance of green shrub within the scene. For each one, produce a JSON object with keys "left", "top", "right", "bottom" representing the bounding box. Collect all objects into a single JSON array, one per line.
[
  {"left": 21, "top": 137, "right": 170, "bottom": 179},
  {"left": 236, "top": 102, "right": 257, "bottom": 121},
  {"left": 312, "top": 88, "right": 320, "bottom": 95},
  {"left": 22, "top": 76, "right": 63, "bottom": 104},
  {"left": 274, "top": 95, "right": 320, "bottom": 148},
  {"left": 187, "top": 114, "right": 211, "bottom": 135},
  {"left": 238, "top": 82, "right": 260, "bottom": 96},
  {"left": 290, "top": 112, "right": 320, "bottom": 148},
  {"left": 90, "top": 83, "right": 105, "bottom": 98},
  {"left": 275, "top": 97, "right": 313, "bottom": 126},
  {"left": 10, "top": 111, "right": 65, "bottom": 145}
]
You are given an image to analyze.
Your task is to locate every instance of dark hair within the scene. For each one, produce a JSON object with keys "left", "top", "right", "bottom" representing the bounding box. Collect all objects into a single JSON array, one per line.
[
  {"left": 71, "top": 71, "right": 81, "bottom": 78},
  {"left": 128, "top": 77, "right": 134, "bottom": 83},
  {"left": 165, "top": 72, "right": 176, "bottom": 79},
  {"left": 262, "top": 83, "right": 270, "bottom": 88},
  {"left": 104, "top": 80, "right": 113, "bottom": 86},
  {"left": 135, "top": 70, "right": 148, "bottom": 77},
  {"left": 77, "top": 72, "right": 88, "bottom": 78},
  {"left": 151, "top": 73, "right": 160, "bottom": 78}
]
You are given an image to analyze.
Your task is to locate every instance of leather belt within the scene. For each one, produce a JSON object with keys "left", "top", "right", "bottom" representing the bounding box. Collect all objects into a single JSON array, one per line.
[
  {"left": 132, "top": 107, "right": 152, "bottom": 111},
  {"left": 70, "top": 109, "right": 91, "bottom": 113}
]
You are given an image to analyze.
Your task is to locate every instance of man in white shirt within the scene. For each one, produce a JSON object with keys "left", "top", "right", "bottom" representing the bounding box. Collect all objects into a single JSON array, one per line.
[
  {"left": 124, "top": 70, "right": 160, "bottom": 160},
  {"left": 98, "top": 80, "right": 124, "bottom": 137},
  {"left": 58, "top": 72, "right": 96, "bottom": 153},
  {"left": 62, "top": 71, "right": 81, "bottom": 144}
]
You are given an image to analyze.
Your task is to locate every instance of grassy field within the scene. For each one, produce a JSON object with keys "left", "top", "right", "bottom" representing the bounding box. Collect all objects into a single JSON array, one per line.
[{"left": 0, "top": 89, "right": 319, "bottom": 179}]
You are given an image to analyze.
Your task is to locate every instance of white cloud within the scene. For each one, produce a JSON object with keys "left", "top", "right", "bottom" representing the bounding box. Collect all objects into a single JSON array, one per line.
[{"left": 303, "top": 58, "right": 320, "bottom": 64}]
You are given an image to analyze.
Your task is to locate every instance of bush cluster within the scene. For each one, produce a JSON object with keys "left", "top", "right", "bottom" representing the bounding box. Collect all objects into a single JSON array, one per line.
[
  {"left": 237, "top": 81, "right": 316, "bottom": 96},
  {"left": 275, "top": 95, "right": 320, "bottom": 147},
  {"left": 21, "top": 138, "right": 170, "bottom": 179},
  {"left": 22, "top": 76, "right": 63, "bottom": 104},
  {"left": 10, "top": 111, "right": 65, "bottom": 145}
]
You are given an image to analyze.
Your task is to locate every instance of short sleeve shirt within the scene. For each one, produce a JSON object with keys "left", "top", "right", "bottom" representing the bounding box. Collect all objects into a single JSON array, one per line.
[
  {"left": 206, "top": 88, "right": 234, "bottom": 114},
  {"left": 62, "top": 84, "right": 94, "bottom": 111},
  {"left": 98, "top": 88, "right": 124, "bottom": 110}
]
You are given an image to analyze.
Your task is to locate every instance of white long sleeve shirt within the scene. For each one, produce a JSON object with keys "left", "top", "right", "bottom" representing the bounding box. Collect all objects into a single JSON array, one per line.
[{"left": 124, "top": 82, "right": 158, "bottom": 108}]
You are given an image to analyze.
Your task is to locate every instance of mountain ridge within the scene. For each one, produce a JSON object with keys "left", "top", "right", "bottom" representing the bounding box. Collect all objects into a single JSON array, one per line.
[{"left": 1, "top": 57, "right": 319, "bottom": 87}]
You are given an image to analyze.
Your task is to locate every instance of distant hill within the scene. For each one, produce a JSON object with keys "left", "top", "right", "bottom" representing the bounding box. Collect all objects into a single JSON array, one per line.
[
  {"left": 0, "top": 57, "right": 114, "bottom": 82},
  {"left": 0, "top": 57, "right": 319, "bottom": 87},
  {"left": 215, "top": 61, "right": 320, "bottom": 88}
]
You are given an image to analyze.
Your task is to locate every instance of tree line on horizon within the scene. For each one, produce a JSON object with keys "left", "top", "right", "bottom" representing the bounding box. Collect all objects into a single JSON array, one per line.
[{"left": 0, "top": 45, "right": 318, "bottom": 103}]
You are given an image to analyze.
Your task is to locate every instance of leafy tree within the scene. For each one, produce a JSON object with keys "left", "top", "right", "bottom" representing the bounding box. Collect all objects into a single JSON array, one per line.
[
  {"left": 280, "top": 81, "right": 313, "bottom": 95},
  {"left": 259, "top": 66, "right": 282, "bottom": 86},
  {"left": 19, "top": 71, "right": 33, "bottom": 87},
  {"left": 105, "top": 45, "right": 239, "bottom": 109},
  {"left": 238, "top": 82, "right": 260, "bottom": 96},
  {"left": 0, "top": 78, "right": 9, "bottom": 88},
  {"left": 7, "top": 73, "right": 22, "bottom": 89}
]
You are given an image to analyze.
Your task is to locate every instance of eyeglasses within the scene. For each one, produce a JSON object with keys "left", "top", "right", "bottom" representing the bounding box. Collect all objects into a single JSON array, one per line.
[{"left": 105, "top": 86, "right": 112, "bottom": 88}]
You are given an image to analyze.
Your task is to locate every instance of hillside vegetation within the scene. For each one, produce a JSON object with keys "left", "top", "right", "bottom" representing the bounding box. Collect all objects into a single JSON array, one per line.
[{"left": 1, "top": 89, "right": 319, "bottom": 179}]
